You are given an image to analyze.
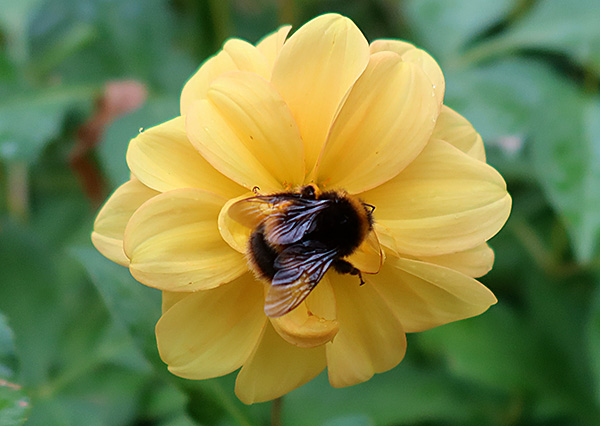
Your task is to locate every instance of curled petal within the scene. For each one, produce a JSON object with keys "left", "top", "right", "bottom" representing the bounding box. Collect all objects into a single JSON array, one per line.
[
  {"left": 271, "top": 13, "right": 370, "bottom": 172},
  {"left": 326, "top": 273, "right": 406, "bottom": 388},
  {"left": 432, "top": 105, "right": 486, "bottom": 161},
  {"left": 270, "top": 277, "right": 338, "bottom": 348},
  {"left": 180, "top": 38, "right": 269, "bottom": 114},
  {"left": 371, "top": 256, "right": 497, "bottom": 333},
  {"left": 256, "top": 25, "right": 292, "bottom": 71},
  {"left": 186, "top": 72, "right": 305, "bottom": 192},
  {"left": 370, "top": 39, "right": 445, "bottom": 108},
  {"left": 235, "top": 322, "right": 326, "bottom": 404},
  {"left": 316, "top": 52, "right": 439, "bottom": 193},
  {"left": 418, "top": 243, "right": 495, "bottom": 278},
  {"left": 127, "top": 116, "right": 245, "bottom": 196},
  {"left": 218, "top": 193, "right": 257, "bottom": 254},
  {"left": 363, "top": 139, "right": 511, "bottom": 256},
  {"left": 124, "top": 188, "right": 247, "bottom": 291},
  {"left": 156, "top": 275, "right": 266, "bottom": 379},
  {"left": 345, "top": 230, "right": 383, "bottom": 274},
  {"left": 92, "top": 179, "right": 158, "bottom": 266},
  {"left": 270, "top": 309, "right": 338, "bottom": 349}
]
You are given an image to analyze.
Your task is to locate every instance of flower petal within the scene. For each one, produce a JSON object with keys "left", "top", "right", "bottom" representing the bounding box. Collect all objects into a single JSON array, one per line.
[
  {"left": 218, "top": 192, "right": 256, "bottom": 254},
  {"left": 326, "top": 273, "right": 406, "bottom": 388},
  {"left": 370, "top": 39, "right": 445, "bottom": 108},
  {"left": 186, "top": 72, "right": 305, "bottom": 192},
  {"left": 270, "top": 277, "right": 338, "bottom": 348},
  {"left": 91, "top": 179, "right": 158, "bottom": 266},
  {"left": 124, "top": 188, "right": 247, "bottom": 291},
  {"left": 315, "top": 51, "right": 439, "bottom": 193},
  {"left": 156, "top": 274, "right": 266, "bottom": 379},
  {"left": 235, "top": 322, "right": 326, "bottom": 404},
  {"left": 418, "top": 243, "right": 495, "bottom": 278},
  {"left": 375, "top": 225, "right": 494, "bottom": 278},
  {"left": 270, "top": 307, "right": 338, "bottom": 349},
  {"left": 344, "top": 230, "right": 383, "bottom": 274},
  {"left": 371, "top": 256, "right": 497, "bottom": 333},
  {"left": 256, "top": 25, "right": 292, "bottom": 71},
  {"left": 271, "top": 13, "right": 370, "bottom": 172},
  {"left": 180, "top": 38, "right": 270, "bottom": 115},
  {"left": 161, "top": 291, "right": 190, "bottom": 313},
  {"left": 362, "top": 139, "right": 511, "bottom": 256},
  {"left": 127, "top": 116, "right": 245, "bottom": 196},
  {"left": 432, "top": 105, "right": 486, "bottom": 161}
]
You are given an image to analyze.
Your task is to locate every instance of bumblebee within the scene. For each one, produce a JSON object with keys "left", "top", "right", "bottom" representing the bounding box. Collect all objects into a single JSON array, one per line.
[{"left": 230, "top": 184, "right": 381, "bottom": 318}]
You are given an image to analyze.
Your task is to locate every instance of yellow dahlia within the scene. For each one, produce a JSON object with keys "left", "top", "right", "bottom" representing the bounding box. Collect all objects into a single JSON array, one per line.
[{"left": 91, "top": 14, "right": 511, "bottom": 404}]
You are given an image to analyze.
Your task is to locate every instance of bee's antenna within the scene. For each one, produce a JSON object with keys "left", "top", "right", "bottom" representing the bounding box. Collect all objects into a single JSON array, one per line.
[{"left": 252, "top": 186, "right": 261, "bottom": 194}]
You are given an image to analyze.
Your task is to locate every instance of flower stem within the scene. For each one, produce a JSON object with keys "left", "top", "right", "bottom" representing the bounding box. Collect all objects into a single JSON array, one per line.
[
  {"left": 7, "top": 161, "right": 29, "bottom": 223},
  {"left": 271, "top": 396, "right": 283, "bottom": 426}
]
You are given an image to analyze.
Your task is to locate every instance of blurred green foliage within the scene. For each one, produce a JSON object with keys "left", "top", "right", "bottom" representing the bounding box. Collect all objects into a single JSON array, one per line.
[{"left": 1, "top": 0, "right": 599, "bottom": 425}]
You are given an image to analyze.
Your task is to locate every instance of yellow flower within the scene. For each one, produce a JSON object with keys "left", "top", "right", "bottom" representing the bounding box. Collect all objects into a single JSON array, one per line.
[{"left": 91, "top": 14, "right": 511, "bottom": 404}]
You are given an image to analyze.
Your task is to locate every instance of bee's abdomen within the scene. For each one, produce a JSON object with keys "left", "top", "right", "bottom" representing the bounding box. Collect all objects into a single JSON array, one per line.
[{"left": 248, "top": 224, "right": 278, "bottom": 280}]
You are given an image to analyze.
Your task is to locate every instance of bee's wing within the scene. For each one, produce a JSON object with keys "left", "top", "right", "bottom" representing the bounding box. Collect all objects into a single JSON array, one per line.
[
  {"left": 231, "top": 195, "right": 330, "bottom": 245},
  {"left": 264, "top": 242, "right": 338, "bottom": 318},
  {"left": 228, "top": 195, "right": 283, "bottom": 229},
  {"left": 263, "top": 199, "right": 331, "bottom": 245}
]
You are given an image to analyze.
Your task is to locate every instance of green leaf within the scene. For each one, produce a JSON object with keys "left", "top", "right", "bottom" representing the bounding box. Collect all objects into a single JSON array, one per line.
[
  {"left": 419, "top": 292, "right": 600, "bottom": 422},
  {"left": 99, "top": 96, "right": 179, "bottom": 187},
  {"left": 28, "top": 0, "right": 196, "bottom": 90},
  {"left": 471, "top": 0, "right": 600, "bottom": 75},
  {"left": 70, "top": 246, "right": 162, "bottom": 364},
  {"left": 0, "top": 380, "right": 29, "bottom": 426},
  {"left": 587, "top": 278, "right": 600, "bottom": 404},
  {"left": 402, "top": 0, "right": 514, "bottom": 62},
  {"left": 0, "top": 313, "right": 30, "bottom": 426},
  {"left": 0, "top": 85, "right": 96, "bottom": 163},
  {"left": 418, "top": 305, "right": 543, "bottom": 393},
  {"left": 531, "top": 90, "right": 600, "bottom": 263},
  {"left": 0, "top": 0, "right": 44, "bottom": 65},
  {"left": 443, "top": 58, "right": 600, "bottom": 262},
  {"left": 0, "top": 219, "right": 64, "bottom": 386},
  {"left": 285, "top": 363, "right": 502, "bottom": 425}
]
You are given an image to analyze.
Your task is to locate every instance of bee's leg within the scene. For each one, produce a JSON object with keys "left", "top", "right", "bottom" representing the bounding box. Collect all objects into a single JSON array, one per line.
[
  {"left": 356, "top": 270, "right": 365, "bottom": 286},
  {"left": 332, "top": 259, "right": 365, "bottom": 285}
]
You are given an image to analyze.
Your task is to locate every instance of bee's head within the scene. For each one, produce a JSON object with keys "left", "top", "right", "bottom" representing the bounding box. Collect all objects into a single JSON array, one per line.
[{"left": 299, "top": 184, "right": 319, "bottom": 199}]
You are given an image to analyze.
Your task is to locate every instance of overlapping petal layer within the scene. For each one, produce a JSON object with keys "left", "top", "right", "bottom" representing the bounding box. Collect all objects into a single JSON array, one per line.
[
  {"left": 124, "top": 188, "right": 247, "bottom": 291},
  {"left": 371, "top": 256, "right": 497, "bottom": 333},
  {"left": 316, "top": 52, "right": 439, "bottom": 193},
  {"left": 92, "top": 179, "right": 158, "bottom": 266},
  {"left": 370, "top": 39, "right": 445, "bottom": 108},
  {"left": 418, "top": 243, "right": 495, "bottom": 278},
  {"left": 127, "top": 116, "right": 245, "bottom": 196},
  {"left": 180, "top": 39, "right": 269, "bottom": 114},
  {"left": 186, "top": 72, "right": 305, "bottom": 192},
  {"left": 326, "top": 273, "right": 406, "bottom": 388},
  {"left": 236, "top": 322, "right": 327, "bottom": 404},
  {"left": 432, "top": 105, "right": 486, "bottom": 161},
  {"left": 270, "top": 277, "right": 338, "bottom": 348},
  {"left": 156, "top": 275, "right": 266, "bottom": 379},
  {"left": 271, "top": 13, "right": 370, "bottom": 172},
  {"left": 256, "top": 25, "right": 292, "bottom": 70},
  {"left": 363, "top": 139, "right": 511, "bottom": 256}
]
